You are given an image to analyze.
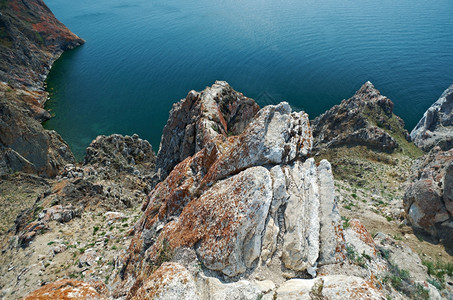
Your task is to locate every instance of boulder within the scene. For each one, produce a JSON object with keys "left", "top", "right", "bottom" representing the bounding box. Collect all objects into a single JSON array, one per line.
[
  {"left": 130, "top": 262, "right": 199, "bottom": 300},
  {"left": 275, "top": 276, "right": 384, "bottom": 300},
  {"left": 403, "top": 148, "right": 453, "bottom": 245},
  {"left": 411, "top": 85, "right": 453, "bottom": 152}
]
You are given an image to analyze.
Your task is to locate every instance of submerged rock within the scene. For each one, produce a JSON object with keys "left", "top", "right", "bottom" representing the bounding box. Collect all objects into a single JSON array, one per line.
[{"left": 411, "top": 84, "right": 453, "bottom": 152}]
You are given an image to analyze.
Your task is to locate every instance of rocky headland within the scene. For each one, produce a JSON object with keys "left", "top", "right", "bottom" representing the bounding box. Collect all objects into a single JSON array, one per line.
[
  {"left": 0, "top": 0, "right": 84, "bottom": 178},
  {"left": 0, "top": 1, "right": 452, "bottom": 299}
]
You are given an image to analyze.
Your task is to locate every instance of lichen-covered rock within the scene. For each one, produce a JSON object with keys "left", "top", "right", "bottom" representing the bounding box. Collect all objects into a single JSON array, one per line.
[
  {"left": 157, "top": 166, "right": 273, "bottom": 277},
  {"left": 84, "top": 133, "right": 156, "bottom": 177},
  {"left": 0, "top": 0, "right": 83, "bottom": 177},
  {"left": 156, "top": 81, "right": 259, "bottom": 180},
  {"left": 311, "top": 81, "right": 409, "bottom": 153},
  {"left": 411, "top": 85, "right": 453, "bottom": 152},
  {"left": 403, "top": 147, "right": 453, "bottom": 245},
  {"left": 22, "top": 279, "right": 108, "bottom": 299},
  {"left": 116, "top": 95, "right": 345, "bottom": 298},
  {"left": 0, "top": 0, "right": 84, "bottom": 90},
  {"left": 130, "top": 262, "right": 199, "bottom": 300}
]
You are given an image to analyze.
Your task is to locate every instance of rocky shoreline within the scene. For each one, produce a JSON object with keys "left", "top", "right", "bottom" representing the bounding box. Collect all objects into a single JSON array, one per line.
[{"left": 0, "top": 0, "right": 452, "bottom": 299}]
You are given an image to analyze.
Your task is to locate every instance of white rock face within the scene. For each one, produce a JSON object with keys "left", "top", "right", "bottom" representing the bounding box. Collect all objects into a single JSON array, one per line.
[
  {"left": 275, "top": 279, "right": 317, "bottom": 299},
  {"left": 282, "top": 159, "right": 320, "bottom": 271},
  {"left": 317, "top": 160, "right": 344, "bottom": 265},
  {"left": 411, "top": 84, "right": 453, "bottom": 151},
  {"left": 133, "top": 263, "right": 199, "bottom": 300},
  {"left": 274, "top": 276, "right": 384, "bottom": 299},
  {"left": 197, "top": 276, "right": 261, "bottom": 300},
  {"left": 193, "top": 166, "right": 273, "bottom": 277}
]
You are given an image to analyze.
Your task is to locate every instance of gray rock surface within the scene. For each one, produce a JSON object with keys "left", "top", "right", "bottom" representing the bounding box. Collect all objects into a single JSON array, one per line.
[
  {"left": 84, "top": 133, "right": 156, "bottom": 177},
  {"left": 311, "top": 81, "right": 409, "bottom": 153},
  {"left": 411, "top": 85, "right": 453, "bottom": 152},
  {"left": 115, "top": 84, "right": 348, "bottom": 298},
  {"left": 0, "top": 83, "right": 75, "bottom": 177},
  {"left": 156, "top": 81, "right": 259, "bottom": 180},
  {"left": 403, "top": 147, "right": 453, "bottom": 247}
]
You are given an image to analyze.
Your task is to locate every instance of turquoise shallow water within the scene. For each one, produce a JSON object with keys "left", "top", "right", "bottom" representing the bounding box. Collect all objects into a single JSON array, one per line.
[{"left": 43, "top": 0, "right": 453, "bottom": 160}]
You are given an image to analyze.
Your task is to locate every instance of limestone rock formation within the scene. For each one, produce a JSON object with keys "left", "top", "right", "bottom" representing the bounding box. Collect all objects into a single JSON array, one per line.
[
  {"left": 411, "top": 85, "right": 453, "bottom": 152},
  {"left": 155, "top": 81, "right": 259, "bottom": 180},
  {"left": 403, "top": 147, "right": 453, "bottom": 247},
  {"left": 274, "top": 275, "right": 384, "bottom": 299},
  {"left": 114, "top": 83, "right": 348, "bottom": 298},
  {"left": 311, "top": 81, "right": 410, "bottom": 153}
]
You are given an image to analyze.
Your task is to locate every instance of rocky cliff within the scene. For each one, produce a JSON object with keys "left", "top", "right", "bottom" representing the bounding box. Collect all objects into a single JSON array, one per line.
[
  {"left": 0, "top": 0, "right": 84, "bottom": 91},
  {"left": 114, "top": 100, "right": 348, "bottom": 298},
  {"left": 403, "top": 147, "right": 453, "bottom": 247},
  {"left": 411, "top": 85, "right": 453, "bottom": 152},
  {"left": 0, "top": 82, "right": 75, "bottom": 176},
  {"left": 155, "top": 81, "right": 259, "bottom": 181},
  {"left": 0, "top": 0, "right": 84, "bottom": 177},
  {"left": 7, "top": 82, "right": 449, "bottom": 299},
  {"left": 1, "top": 1, "right": 452, "bottom": 298},
  {"left": 403, "top": 86, "right": 453, "bottom": 250}
]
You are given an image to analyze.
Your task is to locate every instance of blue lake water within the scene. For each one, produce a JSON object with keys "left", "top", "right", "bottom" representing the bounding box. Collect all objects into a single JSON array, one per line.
[{"left": 43, "top": 0, "right": 453, "bottom": 159}]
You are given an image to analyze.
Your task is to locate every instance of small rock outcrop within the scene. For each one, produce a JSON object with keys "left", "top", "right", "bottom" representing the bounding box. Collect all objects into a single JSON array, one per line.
[
  {"left": 311, "top": 81, "right": 409, "bottom": 153},
  {"left": 155, "top": 80, "right": 259, "bottom": 180},
  {"left": 113, "top": 83, "right": 348, "bottom": 298},
  {"left": 411, "top": 85, "right": 453, "bottom": 152},
  {"left": 84, "top": 133, "right": 156, "bottom": 177},
  {"left": 403, "top": 147, "right": 453, "bottom": 248}
]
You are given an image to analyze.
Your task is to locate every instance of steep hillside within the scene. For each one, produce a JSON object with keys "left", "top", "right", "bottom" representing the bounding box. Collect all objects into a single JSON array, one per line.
[{"left": 0, "top": 0, "right": 84, "bottom": 91}]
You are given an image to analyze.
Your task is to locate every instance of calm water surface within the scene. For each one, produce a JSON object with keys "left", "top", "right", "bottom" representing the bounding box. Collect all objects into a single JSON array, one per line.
[{"left": 43, "top": 0, "right": 453, "bottom": 159}]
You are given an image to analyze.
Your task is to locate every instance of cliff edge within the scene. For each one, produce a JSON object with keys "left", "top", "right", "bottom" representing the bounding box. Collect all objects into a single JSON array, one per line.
[{"left": 0, "top": 0, "right": 84, "bottom": 177}]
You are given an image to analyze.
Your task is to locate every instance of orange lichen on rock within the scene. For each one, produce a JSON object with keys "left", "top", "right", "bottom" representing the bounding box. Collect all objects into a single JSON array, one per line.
[{"left": 23, "top": 279, "right": 108, "bottom": 300}]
